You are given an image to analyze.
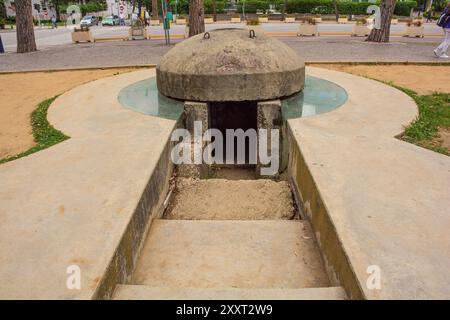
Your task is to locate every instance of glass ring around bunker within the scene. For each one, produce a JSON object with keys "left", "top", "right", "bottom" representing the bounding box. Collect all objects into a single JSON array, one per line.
[{"left": 118, "top": 76, "right": 348, "bottom": 120}]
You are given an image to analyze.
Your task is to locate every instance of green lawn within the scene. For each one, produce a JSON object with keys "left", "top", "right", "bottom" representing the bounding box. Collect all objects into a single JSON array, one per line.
[{"left": 399, "top": 87, "right": 450, "bottom": 156}]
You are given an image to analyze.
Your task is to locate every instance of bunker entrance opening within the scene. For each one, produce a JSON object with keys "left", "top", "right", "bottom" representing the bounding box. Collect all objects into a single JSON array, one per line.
[{"left": 208, "top": 101, "right": 258, "bottom": 165}]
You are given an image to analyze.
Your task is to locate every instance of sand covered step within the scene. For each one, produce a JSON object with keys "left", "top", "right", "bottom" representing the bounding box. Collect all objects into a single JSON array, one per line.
[
  {"left": 114, "top": 285, "right": 346, "bottom": 300},
  {"left": 165, "top": 178, "right": 295, "bottom": 220},
  {"left": 131, "top": 219, "right": 330, "bottom": 289}
]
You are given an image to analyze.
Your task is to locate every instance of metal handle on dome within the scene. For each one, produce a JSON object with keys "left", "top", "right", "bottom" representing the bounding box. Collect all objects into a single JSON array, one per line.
[
  {"left": 249, "top": 29, "right": 256, "bottom": 38},
  {"left": 204, "top": 32, "right": 210, "bottom": 40}
]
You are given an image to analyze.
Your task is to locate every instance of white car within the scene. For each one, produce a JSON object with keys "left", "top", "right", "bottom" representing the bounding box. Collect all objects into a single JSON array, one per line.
[{"left": 80, "top": 16, "right": 99, "bottom": 27}]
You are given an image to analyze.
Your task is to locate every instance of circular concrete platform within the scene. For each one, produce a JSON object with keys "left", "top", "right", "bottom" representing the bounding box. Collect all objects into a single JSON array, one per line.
[{"left": 156, "top": 29, "right": 305, "bottom": 102}]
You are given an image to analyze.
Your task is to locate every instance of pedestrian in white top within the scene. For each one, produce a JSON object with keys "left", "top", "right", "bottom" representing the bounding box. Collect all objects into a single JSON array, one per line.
[{"left": 434, "top": 3, "right": 450, "bottom": 59}]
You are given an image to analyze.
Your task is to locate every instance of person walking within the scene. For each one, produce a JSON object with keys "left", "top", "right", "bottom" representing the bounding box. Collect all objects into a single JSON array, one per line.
[
  {"left": 425, "top": 10, "right": 432, "bottom": 23},
  {"left": 51, "top": 15, "right": 57, "bottom": 29},
  {"left": 434, "top": 3, "right": 450, "bottom": 59}
]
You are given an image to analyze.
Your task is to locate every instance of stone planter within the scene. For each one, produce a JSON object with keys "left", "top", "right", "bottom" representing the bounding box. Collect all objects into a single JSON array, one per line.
[
  {"left": 245, "top": 25, "right": 262, "bottom": 35},
  {"left": 391, "top": 18, "right": 399, "bottom": 25},
  {"left": 404, "top": 25, "right": 424, "bottom": 38},
  {"left": 128, "top": 27, "right": 148, "bottom": 40},
  {"left": 231, "top": 17, "right": 241, "bottom": 23},
  {"left": 352, "top": 25, "right": 370, "bottom": 37},
  {"left": 258, "top": 17, "right": 269, "bottom": 23},
  {"left": 71, "top": 30, "right": 94, "bottom": 43},
  {"left": 204, "top": 17, "right": 214, "bottom": 24},
  {"left": 150, "top": 19, "right": 160, "bottom": 26},
  {"left": 338, "top": 17, "right": 348, "bottom": 24},
  {"left": 176, "top": 18, "right": 186, "bottom": 25},
  {"left": 313, "top": 17, "right": 322, "bottom": 23},
  {"left": 297, "top": 24, "right": 319, "bottom": 36},
  {"left": 285, "top": 17, "right": 296, "bottom": 23}
]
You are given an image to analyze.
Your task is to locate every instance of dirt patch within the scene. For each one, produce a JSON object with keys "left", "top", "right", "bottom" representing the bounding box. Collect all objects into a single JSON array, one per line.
[
  {"left": 165, "top": 178, "right": 295, "bottom": 220},
  {"left": 433, "top": 128, "right": 450, "bottom": 151},
  {"left": 0, "top": 68, "right": 141, "bottom": 159},
  {"left": 310, "top": 64, "right": 450, "bottom": 95}
]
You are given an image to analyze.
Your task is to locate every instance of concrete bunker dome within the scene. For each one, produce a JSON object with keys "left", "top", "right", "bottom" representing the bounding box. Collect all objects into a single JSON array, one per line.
[{"left": 156, "top": 28, "right": 305, "bottom": 102}]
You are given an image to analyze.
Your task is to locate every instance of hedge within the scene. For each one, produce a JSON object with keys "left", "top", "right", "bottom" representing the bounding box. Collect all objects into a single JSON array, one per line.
[
  {"left": 237, "top": 0, "right": 417, "bottom": 16},
  {"left": 60, "top": 1, "right": 107, "bottom": 16},
  {"left": 168, "top": 0, "right": 226, "bottom": 15}
]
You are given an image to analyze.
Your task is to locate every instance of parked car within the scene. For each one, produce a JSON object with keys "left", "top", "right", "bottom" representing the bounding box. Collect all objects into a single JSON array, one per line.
[
  {"left": 80, "top": 16, "right": 99, "bottom": 27},
  {"left": 102, "top": 15, "right": 120, "bottom": 26}
]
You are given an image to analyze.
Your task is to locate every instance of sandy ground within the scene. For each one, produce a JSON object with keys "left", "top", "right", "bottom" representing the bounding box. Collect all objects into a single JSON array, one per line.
[
  {"left": 313, "top": 64, "right": 450, "bottom": 153},
  {"left": 0, "top": 68, "right": 140, "bottom": 159},
  {"left": 310, "top": 64, "right": 450, "bottom": 95},
  {"left": 165, "top": 178, "right": 295, "bottom": 220}
]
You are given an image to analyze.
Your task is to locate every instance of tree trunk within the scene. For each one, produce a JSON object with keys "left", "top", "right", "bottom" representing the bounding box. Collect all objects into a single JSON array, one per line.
[
  {"left": 189, "top": 0, "right": 204, "bottom": 37},
  {"left": 54, "top": 2, "right": 60, "bottom": 21},
  {"left": 16, "top": 0, "right": 37, "bottom": 53},
  {"left": 0, "top": 0, "right": 7, "bottom": 19},
  {"left": 282, "top": 0, "right": 287, "bottom": 21},
  {"left": 212, "top": 0, "right": 217, "bottom": 22},
  {"left": 425, "top": 0, "right": 433, "bottom": 12},
  {"left": 367, "top": 0, "right": 397, "bottom": 43},
  {"left": 333, "top": 0, "right": 339, "bottom": 22},
  {"left": 152, "top": 0, "right": 158, "bottom": 18}
]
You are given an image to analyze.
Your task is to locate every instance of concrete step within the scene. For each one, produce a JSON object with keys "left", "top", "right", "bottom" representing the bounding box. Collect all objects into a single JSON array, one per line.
[
  {"left": 165, "top": 178, "right": 295, "bottom": 220},
  {"left": 114, "top": 285, "right": 347, "bottom": 300},
  {"left": 131, "top": 219, "right": 330, "bottom": 289}
]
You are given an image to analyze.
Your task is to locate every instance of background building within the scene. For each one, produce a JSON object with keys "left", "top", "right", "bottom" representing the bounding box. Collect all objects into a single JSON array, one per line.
[{"left": 4, "top": 0, "right": 57, "bottom": 19}]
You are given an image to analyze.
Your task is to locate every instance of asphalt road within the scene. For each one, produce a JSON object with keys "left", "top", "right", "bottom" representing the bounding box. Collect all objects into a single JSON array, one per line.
[{"left": 0, "top": 22, "right": 445, "bottom": 52}]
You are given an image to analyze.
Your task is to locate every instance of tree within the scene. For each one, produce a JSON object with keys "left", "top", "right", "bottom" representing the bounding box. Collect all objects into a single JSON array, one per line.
[
  {"left": 0, "top": 0, "right": 6, "bottom": 20},
  {"left": 152, "top": 0, "right": 158, "bottom": 18},
  {"left": 332, "top": 0, "right": 339, "bottom": 22},
  {"left": 49, "top": 0, "right": 69, "bottom": 21},
  {"left": 282, "top": 0, "right": 287, "bottom": 21},
  {"left": 367, "top": 0, "right": 397, "bottom": 42},
  {"left": 15, "top": 0, "right": 37, "bottom": 53},
  {"left": 188, "top": 0, "right": 204, "bottom": 37},
  {"left": 212, "top": 0, "right": 217, "bottom": 22}
]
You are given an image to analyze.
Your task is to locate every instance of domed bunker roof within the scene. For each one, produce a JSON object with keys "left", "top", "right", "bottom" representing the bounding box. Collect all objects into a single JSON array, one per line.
[{"left": 156, "top": 28, "right": 305, "bottom": 102}]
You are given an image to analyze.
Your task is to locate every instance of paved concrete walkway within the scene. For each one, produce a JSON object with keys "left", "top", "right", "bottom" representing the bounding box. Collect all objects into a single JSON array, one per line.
[
  {"left": 0, "top": 69, "right": 175, "bottom": 299},
  {"left": 0, "top": 36, "right": 447, "bottom": 72},
  {"left": 289, "top": 67, "right": 450, "bottom": 299}
]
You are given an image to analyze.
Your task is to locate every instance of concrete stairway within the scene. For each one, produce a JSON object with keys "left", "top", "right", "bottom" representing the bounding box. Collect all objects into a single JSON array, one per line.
[
  {"left": 113, "top": 219, "right": 347, "bottom": 300},
  {"left": 114, "top": 285, "right": 346, "bottom": 300}
]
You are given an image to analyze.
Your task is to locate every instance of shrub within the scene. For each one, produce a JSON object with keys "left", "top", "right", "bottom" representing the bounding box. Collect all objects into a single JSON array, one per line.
[
  {"left": 237, "top": 0, "right": 270, "bottom": 14},
  {"left": 280, "top": 0, "right": 417, "bottom": 16}
]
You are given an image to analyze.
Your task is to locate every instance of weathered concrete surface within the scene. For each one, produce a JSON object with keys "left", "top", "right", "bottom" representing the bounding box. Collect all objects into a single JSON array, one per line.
[
  {"left": 114, "top": 285, "right": 346, "bottom": 300},
  {"left": 257, "top": 100, "right": 282, "bottom": 175},
  {"left": 131, "top": 219, "right": 330, "bottom": 289},
  {"left": 289, "top": 67, "right": 450, "bottom": 299},
  {"left": 0, "top": 69, "right": 177, "bottom": 299},
  {"left": 156, "top": 29, "right": 305, "bottom": 102}
]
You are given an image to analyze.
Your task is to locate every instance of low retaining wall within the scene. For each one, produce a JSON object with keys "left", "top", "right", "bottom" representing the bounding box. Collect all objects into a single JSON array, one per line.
[
  {"left": 93, "top": 125, "right": 177, "bottom": 299},
  {"left": 287, "top": 124, "right": 364, "bottom": 299}
]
